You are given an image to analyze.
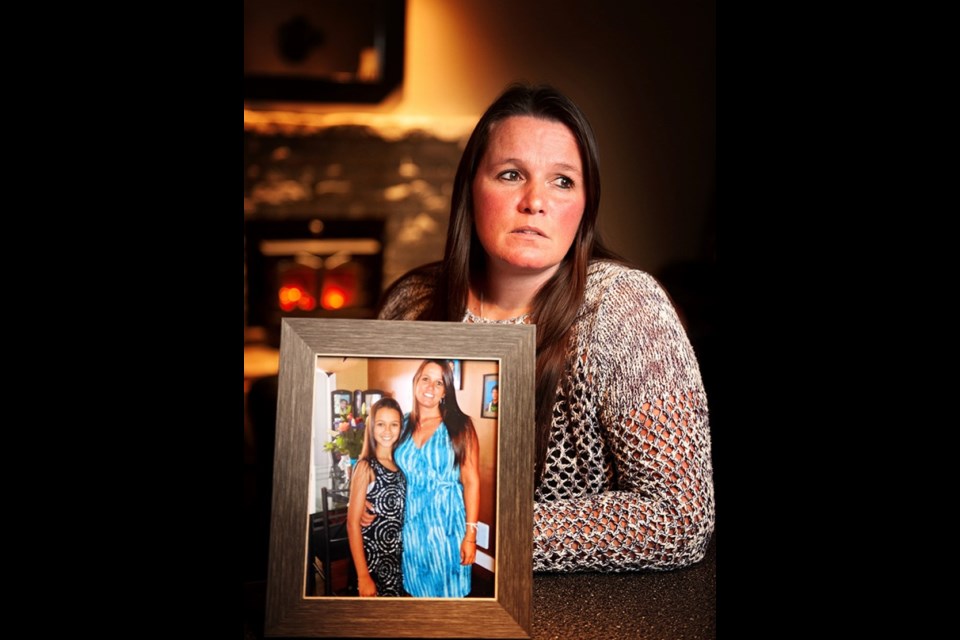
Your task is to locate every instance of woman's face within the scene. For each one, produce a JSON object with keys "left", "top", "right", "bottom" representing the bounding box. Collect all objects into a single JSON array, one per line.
[
  {"left": 414, "top": 363, "right": 446, "bottom": 410},
  {"left": 372, "top": 407, "right": 402, "bottom": 449},
  {"left": 472, "top": 115, "right": 586, "bottom": 278}
]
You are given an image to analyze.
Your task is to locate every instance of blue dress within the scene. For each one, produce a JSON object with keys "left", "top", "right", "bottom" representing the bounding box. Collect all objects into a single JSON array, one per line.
[{"left": 394, "top": 417, "right": 471, "bottom": 597}]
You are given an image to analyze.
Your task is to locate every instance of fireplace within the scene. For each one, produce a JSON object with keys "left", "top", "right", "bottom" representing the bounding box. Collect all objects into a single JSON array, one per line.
[{"left": 245, "top": 217, "right": 385, "bottom": 345}]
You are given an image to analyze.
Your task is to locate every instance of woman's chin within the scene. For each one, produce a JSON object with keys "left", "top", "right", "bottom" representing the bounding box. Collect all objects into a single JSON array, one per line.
[{"left": 489, "top": 253, "right": 563, "bottom": 275}]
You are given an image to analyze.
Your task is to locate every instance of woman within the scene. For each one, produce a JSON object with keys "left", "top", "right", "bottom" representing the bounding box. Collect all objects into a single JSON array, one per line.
[
  {"left": 346, "top": 397, "right": 406, "bottom": 597},
  {"left": 378, "top": 83, "right": 715, "bottom": 572},
  {"left": 394, "top": 359, "right": 479, "bottom": 597}
]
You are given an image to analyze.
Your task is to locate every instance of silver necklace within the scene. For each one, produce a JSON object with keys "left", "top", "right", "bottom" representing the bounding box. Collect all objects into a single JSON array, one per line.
[{"left": 462, "top": 291, "right": 531, "bottom": 325}]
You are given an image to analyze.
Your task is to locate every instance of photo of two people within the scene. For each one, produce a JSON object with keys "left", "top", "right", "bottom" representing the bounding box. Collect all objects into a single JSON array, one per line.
[{"left": 308, "top": 356, "right": 500, "bottom": 600}]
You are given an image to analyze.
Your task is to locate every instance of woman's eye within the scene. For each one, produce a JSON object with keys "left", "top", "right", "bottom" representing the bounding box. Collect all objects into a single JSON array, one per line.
[
  {"left": 553, "top": 176, "right": 574, "bottom": 189},
  {"left": 498, "top": 170, "right": 521, "bottom": 182}
]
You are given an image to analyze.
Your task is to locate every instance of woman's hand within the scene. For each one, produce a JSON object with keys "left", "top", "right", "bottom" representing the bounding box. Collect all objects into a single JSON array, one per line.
[
  {"left": 460, "top": 537, "right": 477, "bottom": 565},
  {"left": 357, "top": 574, "right": 378, "bottom": 597},
  {"left": 359, "top": 500, "right": 376, "bottom": 527}
]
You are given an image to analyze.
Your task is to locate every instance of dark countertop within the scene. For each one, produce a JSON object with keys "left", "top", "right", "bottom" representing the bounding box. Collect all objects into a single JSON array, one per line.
[
  {"left": 532, "top": 533, "right": 715, "bottom": 639},
  {"left": 244, "top": 533, "right": 715, "bottom": 639}
]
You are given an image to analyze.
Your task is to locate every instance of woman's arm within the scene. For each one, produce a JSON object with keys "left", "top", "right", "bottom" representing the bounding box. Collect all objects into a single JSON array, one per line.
[
  {"left": 533, "top": 270, "right": 715, "bottom": 572},
  {"left": 459, "top": 425, "right": 481, "bottom": 565},
  {"left": 346, "top": 461, "right": 378, "bottom": 596}
]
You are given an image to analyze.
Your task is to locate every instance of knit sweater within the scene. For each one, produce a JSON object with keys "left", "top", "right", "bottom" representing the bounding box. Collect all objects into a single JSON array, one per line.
[{"left": 378, "top": 260, "right": 715, "bottom": 572}]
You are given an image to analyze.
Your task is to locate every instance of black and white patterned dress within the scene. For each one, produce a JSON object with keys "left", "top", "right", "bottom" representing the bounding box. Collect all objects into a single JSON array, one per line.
[{"left": 361, "top": 458, "right": 406, "bottom": 596}]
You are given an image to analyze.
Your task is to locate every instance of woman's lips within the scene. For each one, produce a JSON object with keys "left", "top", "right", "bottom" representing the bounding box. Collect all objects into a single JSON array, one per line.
[{"left": 512, "top": 226, "right": 546, "bottom": 237}]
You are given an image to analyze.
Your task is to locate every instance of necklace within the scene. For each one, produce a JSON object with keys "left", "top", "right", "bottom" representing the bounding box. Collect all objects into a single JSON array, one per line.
[{"left": 462, "top": 291, "right": 531, "bottom": 325}]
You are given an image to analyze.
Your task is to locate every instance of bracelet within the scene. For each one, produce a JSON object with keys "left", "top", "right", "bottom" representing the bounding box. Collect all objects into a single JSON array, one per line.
[{"left": 465, "top": 522, "right": 478, "bottom": 544}]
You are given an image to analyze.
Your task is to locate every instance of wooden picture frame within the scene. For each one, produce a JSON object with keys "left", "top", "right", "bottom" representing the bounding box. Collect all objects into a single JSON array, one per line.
[{"left": 266, "top": 318, "right": 535, "bottom": 638}]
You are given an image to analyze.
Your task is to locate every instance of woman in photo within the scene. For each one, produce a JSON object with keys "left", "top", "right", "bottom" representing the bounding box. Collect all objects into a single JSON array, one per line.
[{"left": 394, "top": 359, "right": 480, "bottom": 597}]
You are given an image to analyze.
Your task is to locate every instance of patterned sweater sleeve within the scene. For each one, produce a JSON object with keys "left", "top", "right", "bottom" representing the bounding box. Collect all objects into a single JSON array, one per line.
[{"left": 532, "top": 269, "right": 715, "bottom": 572}]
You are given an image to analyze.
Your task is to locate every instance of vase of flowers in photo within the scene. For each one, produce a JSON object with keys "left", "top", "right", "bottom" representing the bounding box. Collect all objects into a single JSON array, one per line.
[{"left": 324, "top": 396, "right": 367, "bottom": 486}]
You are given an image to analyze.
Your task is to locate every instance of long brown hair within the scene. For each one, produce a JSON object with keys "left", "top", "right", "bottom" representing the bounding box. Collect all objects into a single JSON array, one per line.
[
  {"left": 410, "top": 83, "right": 621, "bottom": 484},
  {"left": 398, "top": 359, "right": 476, "bottom": 468}
]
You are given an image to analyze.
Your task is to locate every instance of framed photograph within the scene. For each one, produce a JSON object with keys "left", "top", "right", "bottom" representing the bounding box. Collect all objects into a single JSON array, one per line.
[
  {"left": 362, "top": 389, "right": 385, "bottom": 414},
  {"left": 266, "top": 318, "right": 535, "bottom": 638},
  {"left": 481, "top": 374, "right": 499, "bottom": 419},
  {"left": 331, "top": 390, "right": 353, "bottom": 425}
]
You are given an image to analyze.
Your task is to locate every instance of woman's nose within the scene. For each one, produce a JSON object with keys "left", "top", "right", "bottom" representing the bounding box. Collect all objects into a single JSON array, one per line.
[{"left": 519, "top": 183, "right": 545, "bottom": 214}]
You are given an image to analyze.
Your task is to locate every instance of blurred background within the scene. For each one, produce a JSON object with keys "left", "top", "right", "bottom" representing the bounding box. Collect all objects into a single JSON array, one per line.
[
  {"left": 244, "top": 0, "right": 715, "bottom": 338},
  {"left": 244, "top": 0, "right": 715, "bottom": 631}
]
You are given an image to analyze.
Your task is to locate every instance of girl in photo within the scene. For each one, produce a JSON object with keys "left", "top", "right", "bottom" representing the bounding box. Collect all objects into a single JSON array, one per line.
[{"left": 346, "top": 397, "right": 406, "bottom": 596}]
